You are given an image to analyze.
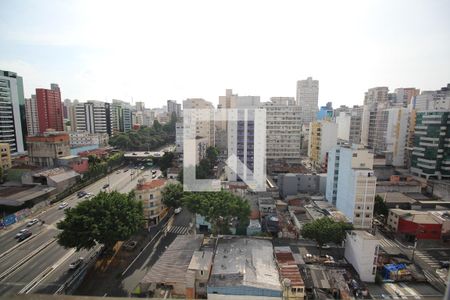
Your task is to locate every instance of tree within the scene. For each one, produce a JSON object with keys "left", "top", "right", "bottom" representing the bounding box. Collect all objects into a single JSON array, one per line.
[
  {"left": 374, "top": 195, "right": 388, "bottom": 218},
  {"left": 157, "top": 151, "right": 174, "bottom": 172},
  {"left": 161, "top": 183, "right": 184, "bottom": 208},
  {"left": 56, "top": 191, "right": 144, "bottom": 252},
  {"left": 301, "top": 218, "right": 353, "bottom": 254},
  {"left": 205, "top": 146, "right": 219, "bottom": 168},
  {"left": 183, "top": 191, "right": 250, "bottom": 234}
]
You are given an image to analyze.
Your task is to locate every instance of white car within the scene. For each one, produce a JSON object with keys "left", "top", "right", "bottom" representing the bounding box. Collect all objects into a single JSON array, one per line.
[
  {"left": 174, "top": 207, "right": 182, "bottom": 214},
  {"left": 27, "top": 219, "right": 39, "bottom": 227},
  {"left": 58, "top": 202, "right": 69, "bottom": 209}
]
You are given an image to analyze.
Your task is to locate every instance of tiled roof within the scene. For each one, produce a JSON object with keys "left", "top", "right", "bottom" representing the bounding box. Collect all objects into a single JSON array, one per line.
[{"left": 136, "top": 179, "right": 166, "bottom": 190}]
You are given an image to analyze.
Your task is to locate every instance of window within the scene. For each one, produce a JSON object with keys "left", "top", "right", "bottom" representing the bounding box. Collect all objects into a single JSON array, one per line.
[
  {"left": 353, "top": 153, "right": 358, "bottom": 157},
  {"left": 200, "top": 270, "right": 204, "bottom": 276},
  {"left": 199, "top": 283, "right": 205, "bottom": 287},
  {"left": 355, "top": 213, "right": 360, "bottom": 218},
  {"left": 365, "top": 214, "right": 370, "bottom": 218},
  {"left": 139, "top": 195, "right": 142, "bottom": 199},
  {"left": 372, "top": 267, "right": 376, "bottom": 275},
  {"left": 150, "top": 194, "right": 154, "bottom": 199}
]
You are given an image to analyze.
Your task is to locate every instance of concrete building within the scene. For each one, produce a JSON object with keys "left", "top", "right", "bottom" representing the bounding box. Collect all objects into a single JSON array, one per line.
[
  {"left": 207, "top": 237, "right": 282, "bottom": 300},
  {"left": 410, "top": 111, "right": 450, "bottom": 179},
  {"left": 344, "top": 231, "right": 379, "bottom": 282},
  {"left": 75, "top": 101, "right": 112, "bottom": 135},
  {"left": 308, "top": 121, "right": 337, "bottom": 167},
  {"left": 0, "top": 143, "right": 12, "bottom": 171},
  {"left": 183, "top": 98, "right": 215, "bottom": 148},
  {"left": 361, "top": 87, "right": 389, "bottom": 149},
  {"left": 25, "top": 95, "right": 39, "bottom": 136},
  {"left": 278, "top": 173, "right": 326, "bottom": 198},
  {"left": 0, "top": 70, "right": 26, "bottom": 153},
  {"left": 226, "top": 108, "right": 266, "bottom": 191},
  {"left": 316, "top": 102, "right": 333, "bottom": 120},
  {"left": 262, "top": 97, "right": 301, "bottom": 162},
  {"left": 395, "top": 88, "right": 420, "bottom": 106},
  {"left": 34, "top": 84, "right": 64, "bottom": 133},
  {"left": 274, "top": 247, "right": 305, "bottom": 300},
  {"left": 26, "top": 131, "right": 71, "bottom": 167},
  {"left": 296, "top": 77, "right": 319, "bottom": 125},
  {"left": 326, "top": 145, "right": 376, "bottom": 229},
  {"left": 175, "top": 121, "right": 183, "bottom": 153},
  {"left": 384, "top": 107, "right": 409, "bottom": 167},
  {"left": 167, "top": 99, "right": 182, "bottom": 117},
  {"left": 22, "top": 167, "right": 80, "bottom": 193},
  {"left": 69, "top": 131, "right": 109, "bottom": 148},
  {"left": 135, "top": 179, "right": 167, "bottom": 227},
  {"left": 387, "top": 209, "right": 445, "bottom": 241},
  {"left": 111, "top": 99, "right": 133, "bottom": 133},
  {"left": 335, "top": 105, "right": 363, "bottom": 144},
  {"left": 186, "top": 250, "right": 214, "bottom": 299}
]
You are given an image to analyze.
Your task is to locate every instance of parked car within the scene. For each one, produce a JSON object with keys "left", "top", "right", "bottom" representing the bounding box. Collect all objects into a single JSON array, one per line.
[
  {"left": 17, "top": 231, "right": 32, "bottom": 242},
  {"left": 15, "top": 228, "right": 29, "bottom": 239},
  {"left": 102, "top": 184, "right": 110, "bottom": 189},
  {"left": 317, "top": 244, "right": 331, "bottom": 249},
  {"left": 69, "top": 257, "right": 84, "bottom": 270},
  {"left": 58, "top": 202, "right": 69, "bottom": 209},
  {"left": 27, "top": 219, "right": 39, "bottom": 227},
  {"left": 174, "top": 207, "right": 182, "bottom": 214}
]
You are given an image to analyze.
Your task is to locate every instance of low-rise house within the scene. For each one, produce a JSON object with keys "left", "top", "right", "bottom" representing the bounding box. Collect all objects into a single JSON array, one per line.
[
  {"left": 274, "top": 246, "right": 305, "bottom": 299},
  {"left": 380, "top": 192, "right": 417, "bottom": 210},
  {"left": 186, "top": 250, "right": 213, "bottom": 299},
  {"left": 140, "top": 235, "right": 204, "bottom": 297},
  {"left": 56, "top": 155, "right": 89, "bottom": 174},
  {"left": 344, "top": 231, "right": 380, "bottom": 282},
  {"left": 207, "top": 237, "right": 282, "bottom": 300},
  {"left": 135, "top": 179, "right": 167, "bottom": 227}
]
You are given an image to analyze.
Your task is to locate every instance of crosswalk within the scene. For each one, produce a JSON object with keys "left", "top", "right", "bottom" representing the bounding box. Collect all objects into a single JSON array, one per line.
[
  {"left": 165, "top": 225, "right": 189, "bottom": 235},
  {"left": 415, "top": 250, "right": 441, "bottom": 268}
]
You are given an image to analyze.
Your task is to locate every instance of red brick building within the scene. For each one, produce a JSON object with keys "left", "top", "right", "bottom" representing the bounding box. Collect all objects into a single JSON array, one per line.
[{"left": 35, "top": 84, "right": 64, "bottom": 133}]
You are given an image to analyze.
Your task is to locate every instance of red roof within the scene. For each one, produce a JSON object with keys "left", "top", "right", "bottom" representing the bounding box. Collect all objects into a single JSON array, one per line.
[
  {"left": 136, "top": 179, "right": 166, "bottom": 190},
  {"left": 275, "top": 252, "right": 296, "bottom": 265},
  {"left": 279, "top": 265, "right": 304, "bottom": 286}
]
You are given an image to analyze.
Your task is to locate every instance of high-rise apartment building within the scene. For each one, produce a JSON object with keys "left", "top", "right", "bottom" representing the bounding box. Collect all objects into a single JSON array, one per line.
[
  {"left": 335, "top": 105, "right": 363, "bottom": 144},
  {"left": 296, "top": 77, "right": 319, "bottom": 125},
  {"left": 35, "top": 84, "right": 64, "bottom": 133},
  {"left": 326, "top": 144, "right": 376, "bottom": 229},
  {"left": 411, "top": 111, "right": 450, "bottom": 179},
  {"left": 183, "top": 98, "right": 215, "bottom": 148},
  {"left": 25, "top": 95, "right": 39, "bottom": 136},
  {"left": 262, "top": 97, "right": 301, "bottom": 162},
  {"left": 75, "top": 101, "right": 112, "bottom": 135},
  {"left": 0, "top": 70, "right": 26, "bottom": 153},
  {"left": 167, "top": 100, "right": 181, "bottom": 117},
  {"left": 226, "top": 108, "right": 266, "bottom": 190},
  {"left": 111, "top": 99, "right": 133, "bottom": 133},
  {"left": 395, "top": 88, "right": 420, "bottom": 106},
  {"left": 384, "top": 107, "right": 410, "bottom": 167},
  {"left": 361, "top": 87, "right": 389, "bottom": 149},
  {"left": 308, "top": 121, "right": 338, "bottom": 167}
]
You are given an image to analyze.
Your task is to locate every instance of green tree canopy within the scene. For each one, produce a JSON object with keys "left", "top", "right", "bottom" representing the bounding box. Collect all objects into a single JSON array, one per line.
[
  {"left": 183, "top": 190, "right": 250, "bottom": 234},
  {"left": 161, "top": 183, "right": 184, "bottom": 208},
  {"left": 56, "top": 191, "right": 144, "bottom": 251},
  {"left": 374, "top": 194, "right": 389, "bottom": 218},
  {"left": 301, "top": 218, "right": 353, "bottom": 252}
]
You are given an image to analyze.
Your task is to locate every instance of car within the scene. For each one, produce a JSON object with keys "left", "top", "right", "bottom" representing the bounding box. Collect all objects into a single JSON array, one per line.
[
  {"left": 116, "top": 170, "right": 121, "bottom": 174},
  {"left": 102, "top": 184, "right": 110, "bottom": 189},
  {"left": 152, "top": 174, "right": 156, "bottom": 179},
  {"left": 77, "top": 191, "right": 87, "bottom": 198},
  {"left": 69, "top": 257, "right": 84, "bottom": 270},
  {"left": 317, "top": 244, "right": 331, "bottom": 249},
  {"left": 174, "top": 207, "right": 182, "bottom": 214},
  {"left": 27, "top": 219, "right": 39, "bottom": 227},
  {"left": 123, "top": 240, "right": 137, "bottom": 251},
  {"left": 15, "top": 228, "right": 29, "bottom": 239},
  {"left": 140, "top": 166, "right": 145, "bottom": 170},
  {"left": 151, "top": 170, "right": 157, "bottom": 174},
  {"left": 132, "top": 152, "right": 137, "bottom": 156},
  {"left": 17, "top": 231, "right": 32, "bottom": 242},
  {"left": 124, "top": 169, "right": 129, "bottom": 173},
  {"left": 440, "top": 261, "right": 450, "bottom": 268},
  {"left": 58, "top": 202, "right": 69, "bottom": 209}
]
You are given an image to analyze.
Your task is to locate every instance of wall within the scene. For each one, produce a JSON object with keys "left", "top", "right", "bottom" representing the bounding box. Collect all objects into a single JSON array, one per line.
[
  {"left": 397, "top": 218, "right": 442, "bottom": 240},
  {"left": 344, "top": 232, "right": 379, "bottom": 282}
]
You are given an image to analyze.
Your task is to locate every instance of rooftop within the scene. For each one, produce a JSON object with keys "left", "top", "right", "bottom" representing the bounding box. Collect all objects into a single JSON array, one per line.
[
  {"left": 188, "top": 250, "right": 213, "bottom": 271},
  {"left": 209, "top": 237, "right": 281, "bottom": 292},
  {"left": 348, "top": 230, "right": 379, "bottom": 240},
  {"left": 136, "top": 179, "right": 166, "bottom": 190},
  {"left": 0, "top": 185, "right": 55, "bottom": 206},
  {"left": 382, "top": 192, "right": 417, "bottom": 204},
  {"left": 141, "top": 235, "right": 204, "bottom": 286}
]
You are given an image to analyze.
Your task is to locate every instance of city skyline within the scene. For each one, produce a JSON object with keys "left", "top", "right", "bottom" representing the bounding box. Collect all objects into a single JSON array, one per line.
[{"left": 1, "top": 0, "right": 450, "bottom": 108}]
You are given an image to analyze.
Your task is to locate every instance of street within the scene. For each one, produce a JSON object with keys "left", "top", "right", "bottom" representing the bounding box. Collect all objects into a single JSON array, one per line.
[{"left": 0, "top": 165, "right": 160, "bottom": 297}]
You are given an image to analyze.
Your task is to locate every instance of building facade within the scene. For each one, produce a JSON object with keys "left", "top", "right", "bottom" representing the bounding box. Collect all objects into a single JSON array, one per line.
[
  {"left": 167, "top": 100, "right": 182, "bottom": 117},
  {"left": 326, "top": 145, "right": 376, "bottom": 229},
  {"left": 35, "top": 84, "right": 64, "bottom": 133},
  {"left": 69, "top": 132, "right": 109, "bottom": 148},
  {"left": 410, "top": 111, "right": 450, "bottom": 179},
  {"left": 75, "top": 101, "right": 112, "bottom": 135},
  {"left": 361, "top": 87, "right": 389, "bottom": 149},
  {"left": 135, "top": 179, "right": 167, "bottom": 227},
  {"left": 262, "top": 97, "right": 301, "bottom": 162},
  {"left": 25, "top": 95, "right": 39, "bottom": 136},
  {"left": 335, "top": 105, "right": 363, "bottom": 144},
  {"left": 26, "top": 132, "right": 71, "bottom": 167},
  {"left": 344, "top": 231, "right": 379, "bottom": 282},
  {"left": 0, "top": 70, "right": 26, "bottom": 153},
  {"left": 296, "top": 77, "right": 319, "bottom": 125},
  {"left": 308, "top": 121, "right": 337, "bottom": 167},
  {"left": 0, "top": 143, "right": 12, "bottom": 170},
  {"left": 111, "top": 99, "right": 133, "bottom": 133}
]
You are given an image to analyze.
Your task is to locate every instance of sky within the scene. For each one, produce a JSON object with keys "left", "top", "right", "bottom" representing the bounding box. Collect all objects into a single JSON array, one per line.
[{"left": 1, "top": 0, "right": 449, "bottom": 109}]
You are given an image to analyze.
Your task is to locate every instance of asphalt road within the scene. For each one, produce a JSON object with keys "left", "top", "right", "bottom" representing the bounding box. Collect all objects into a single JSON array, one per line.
[{"left": 0, "top": 165, "right": 160, "bottom": 297}]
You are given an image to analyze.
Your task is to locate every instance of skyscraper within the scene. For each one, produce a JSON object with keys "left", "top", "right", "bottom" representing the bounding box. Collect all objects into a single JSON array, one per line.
[
  {"left": 75, "top": 101, "right": 112, "bottom": 135},
  {"left": 35, "top": 84, "right": 64, "bottom": 133},
  {"left": 296, "top": 77, "right": 319, "bottom": 125},
  {"left": 0, "top": 70, "right": 26, "bottom": 153},
  {"left": 167, "top": 100, "right": 181, "bottom": 117},
  {"left": 25, "top": 95, "right": 39, "bottom": 136},
  {"left": 361, "top": 87, "right": 389, "bottom": 148}
]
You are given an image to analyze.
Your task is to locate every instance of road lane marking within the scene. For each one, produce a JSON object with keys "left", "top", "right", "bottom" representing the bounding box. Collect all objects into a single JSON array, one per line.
[{"left": 0, "top": 231, "right": 44, "bottom": 261}]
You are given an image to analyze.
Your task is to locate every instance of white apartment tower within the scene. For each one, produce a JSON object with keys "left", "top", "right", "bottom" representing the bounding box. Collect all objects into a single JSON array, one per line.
[
  {"left": 75, "top": 101, "right": 112, "bottom": 135},
  {"left": 25, "top": 95, "right": 39, "bottom": 136},
  {"left": 326, "top": 145, "right": 376, "bottom": 229},
  {"left": 296, "top": 77, "right": 319, "bottom": 125},
  {"left": 262, "top": 97, "right": 301, "bottom": 161}
]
